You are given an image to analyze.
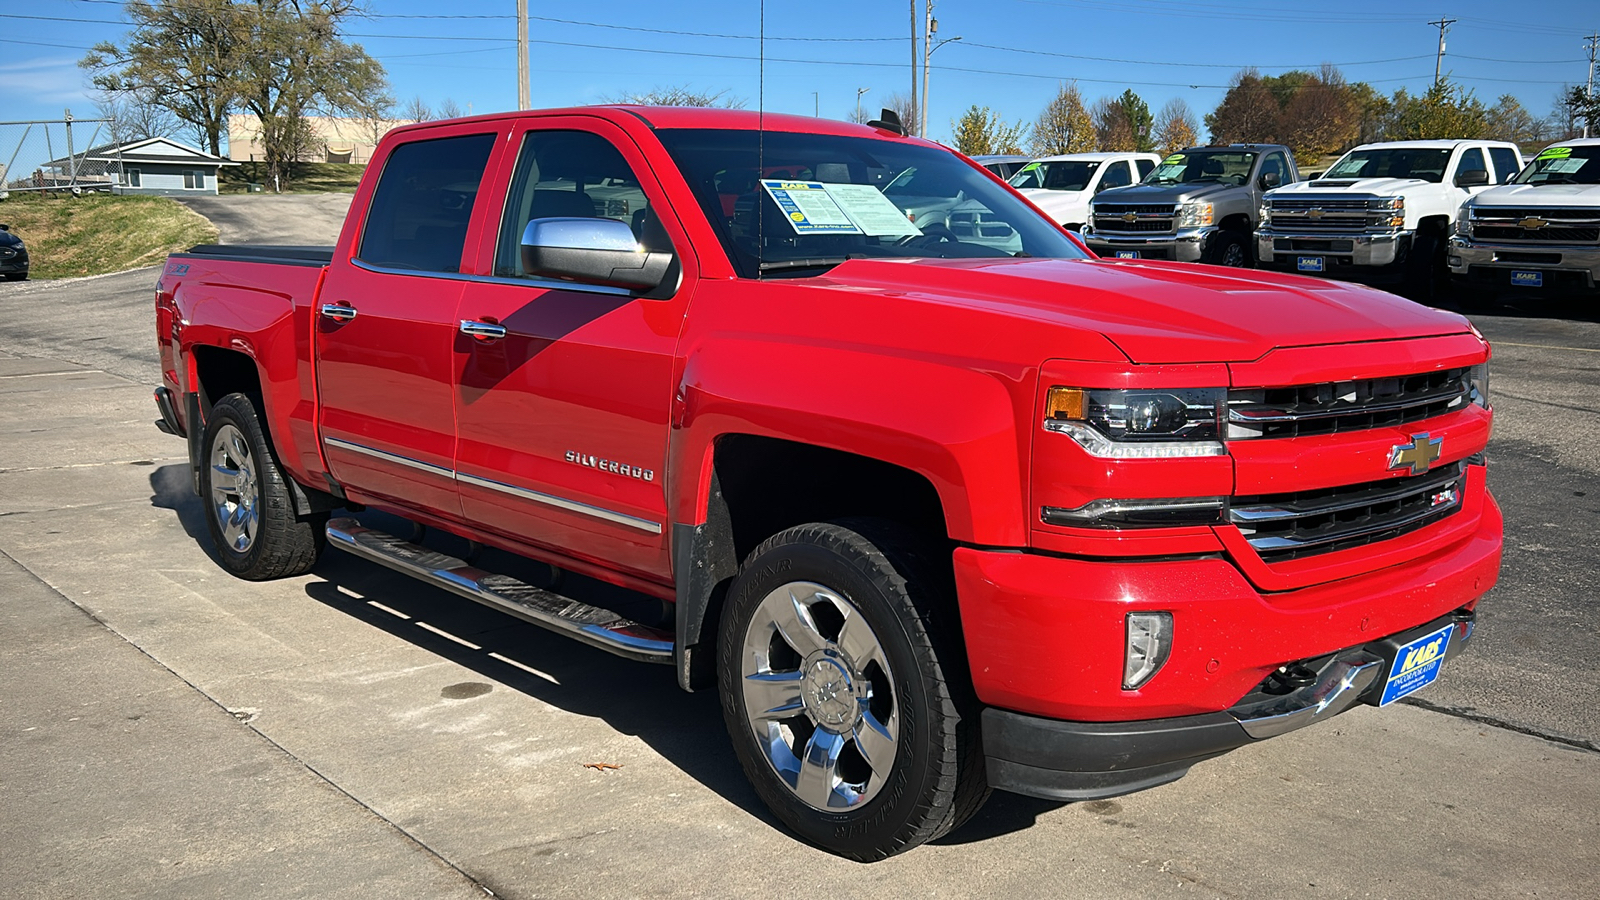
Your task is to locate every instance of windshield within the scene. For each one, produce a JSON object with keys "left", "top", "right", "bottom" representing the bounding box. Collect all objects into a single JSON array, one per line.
[
  {"left": 1009, "top": 160, "right": 1099, "bottom": 192},
  {"left": 1321, "top": 148, "right": 1451, "bottom": 183},
  {"left": 655, "top": 129, "right": 1089, "bottom": 277},
  {"left": 1143, "top": 149, "right": 1256, "bottom": 186},
  {"left": 1514, "top": 146, "right": 1600, "bottom": 185}
]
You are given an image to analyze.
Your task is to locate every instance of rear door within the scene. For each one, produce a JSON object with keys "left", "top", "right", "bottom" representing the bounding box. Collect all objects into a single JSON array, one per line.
[
  {"left": 315, "top": 125, "right": 502, "bottom": 515},
  {"left": 450, "top": 117, "right": 696, "bottom": 582}
]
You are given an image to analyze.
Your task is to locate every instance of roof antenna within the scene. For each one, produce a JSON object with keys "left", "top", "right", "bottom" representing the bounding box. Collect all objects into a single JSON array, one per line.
[
  {"left": 757, "top": 0, "right": 765, "bottom": 277},
  {"left": 868, "top": 108, "right": 906, "bottom": 136}
]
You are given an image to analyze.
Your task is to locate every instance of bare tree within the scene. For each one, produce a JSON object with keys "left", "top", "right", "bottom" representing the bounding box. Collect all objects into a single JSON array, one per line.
[
  {"left": 401, "top": 96, "right": 433, "bottom": 123},
  {"left": 605, "top": 86, "right": 746, "bottom": 108},
  {"left": 437, "top": 98, "right": 465, "bottom": 119},
  {"left": 881, "top": 91, "right": 919, "bottom": 133},
  {"left": 1486, "top": 95, "right": 1540, "bottom": 144},
  {"left": 96, "top": 89, "right": 181, "bottom": 144}
]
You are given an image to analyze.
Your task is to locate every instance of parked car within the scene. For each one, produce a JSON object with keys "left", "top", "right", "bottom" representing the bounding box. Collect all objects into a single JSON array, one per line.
[
  {"left": 971, "top": 154, "right": 1031, "bottom": 180},
  {"left": 1256, "top": 140, "right": 1520, "bottom": 299},
  {"left": 1008, "top": 151, "right": 1161, "bottom": 231},
  {"left": 1083, "top": 144, "right": 1298, "bottom": 266},
  {"left": 0, "top": 224, "right": 28, "bottom": 281},
  {"left": 153, "top": 107, "right": 1500, "bottom": 861},
  {"left": 1449, "top": 138, "right": 1600, "bottom": 303}
]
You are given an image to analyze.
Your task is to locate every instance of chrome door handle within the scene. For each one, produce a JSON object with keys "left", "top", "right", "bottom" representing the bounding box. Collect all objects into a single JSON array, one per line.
[
  {"left": 459, "top": 320, "right": 507, "bottom": 340},
  {"left": 319, "top": 303, "right": 357, "bottom": 321}
]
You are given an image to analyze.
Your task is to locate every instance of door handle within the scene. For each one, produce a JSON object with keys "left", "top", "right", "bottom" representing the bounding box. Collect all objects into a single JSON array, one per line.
[
  {"left": 459, "top": 320, "right": 507, "bottom": 340},
  {"left": 319, "top": 303, "right": 357, "bottom": 322}
]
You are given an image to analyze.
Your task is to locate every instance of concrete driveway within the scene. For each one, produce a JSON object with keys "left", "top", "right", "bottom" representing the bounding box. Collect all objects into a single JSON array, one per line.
[{"left": 1, "top": 200, "right": 1597, "bottom": 897}]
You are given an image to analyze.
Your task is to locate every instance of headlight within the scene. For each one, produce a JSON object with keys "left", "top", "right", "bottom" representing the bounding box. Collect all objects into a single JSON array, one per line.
[
  {"left": 1259, "top": 204, "right": 1271, "bottom": 221},
  {"left": 1454, "top": 205, "right": 1474, "bottom": 235},
  {"left": 1176, "top": 200, "right": 1214, "bottom": 228},
  {"left": 1368, "top": 195, "right": 1405, "bottom": 228},
  {"left": 1467, "top": 362, "right": 1489, "bottom": 408},
  {"left": 1044, "top": 386, "right": 1226, "bottom": 458}
]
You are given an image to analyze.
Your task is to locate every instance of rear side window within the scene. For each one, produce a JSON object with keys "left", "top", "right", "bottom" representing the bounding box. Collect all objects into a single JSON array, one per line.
[
  {"left": 1488, "top": 146, "right": 1522, "bottom": 183},
  {"left": 358, "top": 133, "right": 496, "bottom": 273}
]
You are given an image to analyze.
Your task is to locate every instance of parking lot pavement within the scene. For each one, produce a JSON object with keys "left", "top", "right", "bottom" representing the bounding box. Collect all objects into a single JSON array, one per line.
[{"left": 3, "top": 345, "right": 1599, "bottom": 896}]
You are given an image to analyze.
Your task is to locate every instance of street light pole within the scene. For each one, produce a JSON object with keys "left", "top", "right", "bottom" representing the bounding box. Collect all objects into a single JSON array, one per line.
[
  {"left": 813, "top": 92, "right": 819, "bottom": 117},
  {"left": 516, "top": 0, "right": 530, "bottom": 109},
  {"left": 856, "top": 87, "right": 870, "bottom": 123},
  {"left": 923, "top": 32, "right": 961, "bottom": 139}
]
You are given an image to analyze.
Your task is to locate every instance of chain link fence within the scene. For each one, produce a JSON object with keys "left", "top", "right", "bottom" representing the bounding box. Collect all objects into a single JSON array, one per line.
[{"left": 1, "top": 115, "right": 122, "bottom": 195}]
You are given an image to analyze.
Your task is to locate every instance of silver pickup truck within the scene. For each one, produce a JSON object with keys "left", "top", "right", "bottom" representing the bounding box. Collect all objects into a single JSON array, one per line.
[{"left": 1082, "top": 144, "right": 1297, "bottom": 267}]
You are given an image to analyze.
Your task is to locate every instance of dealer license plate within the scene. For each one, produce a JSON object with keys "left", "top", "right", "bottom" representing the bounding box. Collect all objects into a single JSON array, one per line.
[
  {"left": 1510, "top": 270, "right": 1543, "bottom": 288},
  {"left": 1296, "top": 256, "right": 1325, "bottom": 272},
  {"left": 1115, "top": 251, "right": 1139, "bottom": 259},
  {"left": 1378, "top": 623, "right": 1455, "bottom": 706}
]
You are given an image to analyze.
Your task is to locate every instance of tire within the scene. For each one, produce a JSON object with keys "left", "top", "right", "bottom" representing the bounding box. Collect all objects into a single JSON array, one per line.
[
  {"left": 1404, "top": 230, "right": 1446, "bottom": 305},
  {"left": 200, "top": 392, "right": 324, "bottom": 580},
  {"left": 717, "top": 519, "right": 989, "bottom": 861},
  {"left": 1204, "top": 229, "right": 1250, "bottom": 267},
  {"left": 1, "top": 272, "right": 25, "bottom": 282}
]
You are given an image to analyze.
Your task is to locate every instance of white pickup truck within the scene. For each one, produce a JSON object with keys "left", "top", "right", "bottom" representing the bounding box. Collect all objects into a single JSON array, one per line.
[
  {"left": 1007, "top": 152, "right": 1161, "bottom": 231},
  {"left": 1449, "top": 138, "right": 1600, "bottom": 301},
  {"left": 1257, "top": 140, "right": 1522, "bottom": 296}
]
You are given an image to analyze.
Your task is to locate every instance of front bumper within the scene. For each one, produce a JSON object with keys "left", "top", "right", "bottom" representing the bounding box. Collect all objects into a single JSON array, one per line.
[
  {"left": 0, "top": 248, "right": 27, "bottom": 275},
  {"left": 1256, "top": 229, "right": 1412, "bottom": 276},
  {"left": 1083, "top": 226, "right": 1213, "bottom": 262},
  {"left": 1448, "top": 236, "right": 1600, "bottom": 292},
  {"left": 954, "top": 481, "right": 1501, "bottom": 799},
  {"left": 982, "top": 608, "right": 1477, "bottom": 800}
]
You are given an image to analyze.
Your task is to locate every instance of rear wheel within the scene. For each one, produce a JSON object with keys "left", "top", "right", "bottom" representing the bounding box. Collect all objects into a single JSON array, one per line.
[
  {"left": 717, "top": 520, "right": 988, "bottom": 861},
  {"left": 200, "top": 393, "right": 324, "bottom": 580}
]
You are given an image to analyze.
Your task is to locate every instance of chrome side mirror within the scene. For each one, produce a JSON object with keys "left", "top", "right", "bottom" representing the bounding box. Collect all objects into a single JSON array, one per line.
[{"left": 519, "top": 217, "right": 674, "bottom": 292}]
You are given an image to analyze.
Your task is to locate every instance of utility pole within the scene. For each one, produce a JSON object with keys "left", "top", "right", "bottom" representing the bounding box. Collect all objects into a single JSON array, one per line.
[
  {"left": 909, "top": 0, "right": 919, "bottom": 134},
  {"left": 516, "top": 0, "right": 530, "bottom": 110},
  {"left": 812, "top": 92, "right": 819, "bottom": 117},
  {"left": 922, "top": 1, "right": 935, "bottom": 138},
  {"left": 1585, "top": 32, "right": 1598, "bottom": 138},
  {"left": 1428, "top": 16, "right": 1456, "bottom": 86},
  {"left": 856, "top": 87, "right": 870, "bottom": 123}
]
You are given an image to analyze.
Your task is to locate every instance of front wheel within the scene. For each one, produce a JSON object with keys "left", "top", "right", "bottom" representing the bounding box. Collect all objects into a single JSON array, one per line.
[
  {"left": 1204, "top": 229, "right": 1250, "bottom": 267},
  {"left": 717, "top": 520, "right": 989, "bottom": 861},
  {"left": 200, "top": 393, "right": 324, "bottom": 580}
]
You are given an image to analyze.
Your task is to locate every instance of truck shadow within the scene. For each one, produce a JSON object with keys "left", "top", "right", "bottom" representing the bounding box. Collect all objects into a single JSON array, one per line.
[{"left": 147, "top": 469, "right": 1060, "bottom": 846}]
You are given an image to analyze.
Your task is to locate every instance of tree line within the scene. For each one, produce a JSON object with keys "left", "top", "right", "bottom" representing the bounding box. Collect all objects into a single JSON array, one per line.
[{"left": 952, "top": 68, "right": 1600, "bottom": 161}]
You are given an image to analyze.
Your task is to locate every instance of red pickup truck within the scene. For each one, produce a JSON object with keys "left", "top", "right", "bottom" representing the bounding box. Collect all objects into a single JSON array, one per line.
[{"left": 153, "top": 107, "right": 1502, "bottom": 860}]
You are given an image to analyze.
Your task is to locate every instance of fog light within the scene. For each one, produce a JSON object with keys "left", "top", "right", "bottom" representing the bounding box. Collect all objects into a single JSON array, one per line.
[{"left": 1124, "top": 612, "right": 1174, "bottom": 690}]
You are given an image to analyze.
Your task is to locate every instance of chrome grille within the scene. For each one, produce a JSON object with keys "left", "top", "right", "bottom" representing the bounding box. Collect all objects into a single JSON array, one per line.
[
  {"left": 1227, "top": 367, "right": 1474, "bottom": 439},
  {"left": 1092, "top": 203, "right": 1176, "bottom": 235},
  {"left": 1470, "top": 207, "right": 1600, "bottom": 244},
  {"left": 1229, "top": 462, "right": 1466, "bottom": 560},
  {"left": 1268, "top": 198, "right": 1371, "bottom": 211},
  {"left": 1264, "top": 195, "right": 1393, "bottom": 234}
]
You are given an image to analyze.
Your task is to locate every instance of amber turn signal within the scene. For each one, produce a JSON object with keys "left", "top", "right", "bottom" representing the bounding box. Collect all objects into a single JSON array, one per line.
[{"left": 1045, "top": 386, "right": 1086, "bottom": 420}]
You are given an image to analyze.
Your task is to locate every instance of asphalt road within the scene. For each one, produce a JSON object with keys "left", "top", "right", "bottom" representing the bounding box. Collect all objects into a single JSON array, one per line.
[{"left": 2, "top": 196, "right": 1597, "bottom": 897}]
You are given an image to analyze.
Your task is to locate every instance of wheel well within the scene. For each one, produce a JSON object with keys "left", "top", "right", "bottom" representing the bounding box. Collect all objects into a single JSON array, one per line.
[
  {"left": 1417, "top": 215, "right": 1450, "bottom": 235},
  {"left": 1219, "top": 213, "right": 1251, "bottom": 234},
  {"left": 191, "top": 345, "right": 261, "bottom": 409},
  {"left": 673, "top": 434, "right": 952, "bottom": 691}
]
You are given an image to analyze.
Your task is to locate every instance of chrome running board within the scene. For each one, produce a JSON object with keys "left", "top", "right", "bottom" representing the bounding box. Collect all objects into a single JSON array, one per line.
[{"left": 325, "top": 518, "right": 673, "bottom": 664}]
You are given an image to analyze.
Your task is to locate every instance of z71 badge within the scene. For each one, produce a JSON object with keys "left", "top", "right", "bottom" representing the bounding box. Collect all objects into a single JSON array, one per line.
[{"left": 566, "top": 450, "right": 654, "bottom": 482}]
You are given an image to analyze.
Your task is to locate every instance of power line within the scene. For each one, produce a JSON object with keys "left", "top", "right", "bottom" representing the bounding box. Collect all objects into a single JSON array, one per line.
[{"left": 961, "top": 41, "right": 1433, "bottom": 69}]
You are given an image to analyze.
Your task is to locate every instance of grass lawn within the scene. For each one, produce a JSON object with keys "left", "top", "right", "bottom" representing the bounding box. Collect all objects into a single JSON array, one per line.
[
  {"left": 220, "top": 161, "right": 366, "bottom": 194},
  {"left": 0, "top": 193, "right": 218, "bottom": 280}
]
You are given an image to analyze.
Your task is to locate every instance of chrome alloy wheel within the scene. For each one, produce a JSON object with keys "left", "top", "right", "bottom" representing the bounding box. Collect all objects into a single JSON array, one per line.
[
  {"left": 209, "top": 422, "right": 260, "bottom": 553},
  {"left": 740, "top": 581, "right": 898, "bottom": 812},
  {"left": 1220, "top": 241, "right": 1247, "bottom": 267}
]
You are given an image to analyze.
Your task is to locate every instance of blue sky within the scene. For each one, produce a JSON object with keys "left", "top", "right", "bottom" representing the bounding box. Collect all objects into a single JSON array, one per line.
[{"left": 3, "top": 0, "right": 1596, "bottom": 147}]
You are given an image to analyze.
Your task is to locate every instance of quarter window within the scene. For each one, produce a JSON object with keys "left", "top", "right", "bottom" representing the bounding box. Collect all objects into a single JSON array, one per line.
[{"left": 357, "top": 133, "right": 496, "bottom": 274}]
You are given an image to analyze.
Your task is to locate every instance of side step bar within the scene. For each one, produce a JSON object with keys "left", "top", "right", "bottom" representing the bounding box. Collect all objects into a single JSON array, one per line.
[{"left": 326, "top": 518, "right": 674, "bottom": 664}]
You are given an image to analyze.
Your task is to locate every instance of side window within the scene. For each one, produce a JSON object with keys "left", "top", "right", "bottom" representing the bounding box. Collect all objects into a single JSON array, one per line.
[
  {"left": 1260, "top": 152, "right": 1289, "bottom": 185},
  {"left": 1098, "top": 161, "right": 1133, "bottom": 190},
  {"left": 357, "top": 133, "right": 496, "bottom": 274},
  {"left": 1488, "top": 146, "right": 1522, "bottom": 183},
  {"left": 1456, "top": 148, "right": 1488, "bottom": 183},
  {"left": 496, "top": 130, "right": 666, "bottom": 279},
  {"left": 1135, "top": 157, "right": 1155, "bottom": 179}
]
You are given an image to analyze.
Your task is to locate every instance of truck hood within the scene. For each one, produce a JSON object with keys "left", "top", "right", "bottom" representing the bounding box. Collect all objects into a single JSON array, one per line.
[
  {"left": 812, "top": 256, "right": 1469, "bottom": 365},
  {"left": 1271, "top": 176, "right": 1432, "bottom": 197},
  {"left": 1467, "top": 182, "right": 1600, "bottom": 207},
  {"left": 1094, "top": 182, "right": 1241, "bottom": 205},
  {"left": 1019, "top": 188, "right": 1090, "bottom": 220}
]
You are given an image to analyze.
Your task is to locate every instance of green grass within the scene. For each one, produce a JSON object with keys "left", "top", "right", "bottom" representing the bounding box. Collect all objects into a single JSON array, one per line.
[
  {"left": 220, "top": 161, "right": 367, "bottom": 194},
  {"left": 0, "top": 193, "right": 218, "bottom": 279}
]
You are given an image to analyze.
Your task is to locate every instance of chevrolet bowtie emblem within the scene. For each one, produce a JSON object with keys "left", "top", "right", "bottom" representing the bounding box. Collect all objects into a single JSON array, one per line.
[
  {"left": 1519, "top": 217, "right": 1548, "bottom": 229},
  {"left": 1122, "top": 211, "right": 1139, "bottom": 223},
  {"left": 1307, "top": 208, "right": 1326, "bottom": 218},
  {"left": 1389, "top": 432, "right": 1443, "bottom": 475}
]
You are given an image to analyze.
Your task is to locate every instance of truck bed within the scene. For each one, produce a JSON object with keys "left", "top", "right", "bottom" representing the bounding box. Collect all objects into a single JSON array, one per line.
[{"left": 178, "top": 244, "right": 335, "bottom": 267}]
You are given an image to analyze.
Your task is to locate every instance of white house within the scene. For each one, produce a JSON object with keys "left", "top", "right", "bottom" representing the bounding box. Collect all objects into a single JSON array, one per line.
[{"left": 42, "top": 137, "right": 239, "bottom": 195}]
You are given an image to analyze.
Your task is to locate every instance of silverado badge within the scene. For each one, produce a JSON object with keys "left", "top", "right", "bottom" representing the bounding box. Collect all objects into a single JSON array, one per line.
[
  {"left": 1518, "top": 217, "right": 1548, "bottom": 230},
  {"left": 1389, "top": 433, "right": 1443, "bottom": 476}
]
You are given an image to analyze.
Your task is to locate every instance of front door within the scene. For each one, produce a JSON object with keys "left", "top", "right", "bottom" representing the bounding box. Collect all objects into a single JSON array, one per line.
[
  {"left": 316, "top": 127, "right": 500, "bottom": 516},
  {"left": 451, "top": 119, "right": 695, "bottom": 583}
]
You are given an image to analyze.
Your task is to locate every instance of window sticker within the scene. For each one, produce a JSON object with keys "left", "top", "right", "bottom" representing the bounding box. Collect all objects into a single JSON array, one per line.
[
  {"left": 760, "top": 180, "right": 861, "bottom": 234},
  {"left": 1150, "top": 163, "right": 1185, "bottom": 181},
  {"left": 1536, "top": 146, "right": 1572, "bottom": 160},
  {"left": 1017, "top": 162, "right": 1041, "bottom": 174},
  {"left": 1542, "top": 157, "right": 1586, "bottom": 174},
  {"left": 823, "top": 183, "right": 923, "bottom": 237},
  {"left": 1162, "top": 154, "right": 1185, "bottom": 164}
]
